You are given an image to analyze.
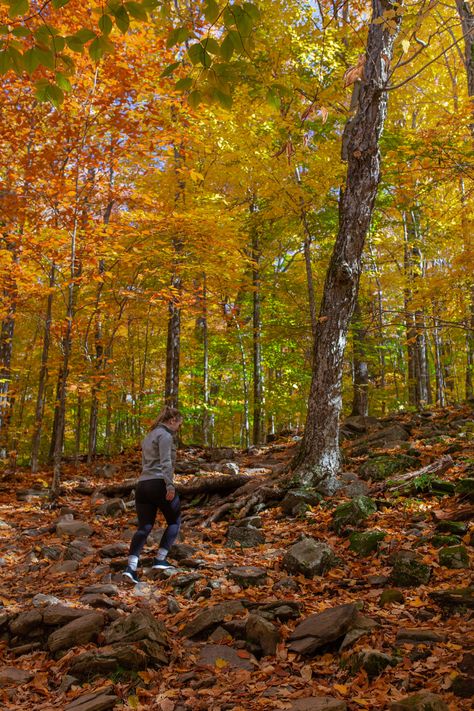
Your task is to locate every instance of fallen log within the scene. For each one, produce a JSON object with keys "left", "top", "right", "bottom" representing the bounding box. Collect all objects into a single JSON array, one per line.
[
  {"left": 431, "top": 505, "right": 474, "bottom": 522},
  {"left": 387, "top": 455, "right": 453, "bottom": 491},
  {"left": 75, "top": 474, "right": 255, "bottom": 499}
]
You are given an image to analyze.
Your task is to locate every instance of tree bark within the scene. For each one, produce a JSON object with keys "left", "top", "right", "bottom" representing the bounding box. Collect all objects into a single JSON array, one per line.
[
  {"left": 351, "top": 297, "right": 369, "bottom": 416},
  {"left": 0, "top": 232, "right": 19, "bottom": 457},
  {"left": 251, "top": 216, "right": 264, "bottom": 445},
  {"left": 291, "top": 0, "right": 402, "bottom": 494}
]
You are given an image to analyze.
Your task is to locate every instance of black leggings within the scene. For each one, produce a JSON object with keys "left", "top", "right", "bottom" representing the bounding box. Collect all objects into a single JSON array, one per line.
[{"left": 129, "top": 478, "right": 181, "bottom": 558}]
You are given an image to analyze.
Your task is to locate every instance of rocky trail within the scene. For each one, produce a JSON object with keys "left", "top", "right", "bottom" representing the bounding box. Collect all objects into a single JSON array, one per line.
[{"left": 0, "top": 405, "right": 473, "bottom": 710}]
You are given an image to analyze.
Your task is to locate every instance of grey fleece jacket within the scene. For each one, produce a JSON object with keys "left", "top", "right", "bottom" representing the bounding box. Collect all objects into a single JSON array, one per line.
[{"left": 139, "top": 424, "right": 176, "bottom": 491}]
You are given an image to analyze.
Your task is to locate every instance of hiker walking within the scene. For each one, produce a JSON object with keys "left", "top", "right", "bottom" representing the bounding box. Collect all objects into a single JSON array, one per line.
[{"left": 123, "top": 406, "right": 183, "bottom": 583}]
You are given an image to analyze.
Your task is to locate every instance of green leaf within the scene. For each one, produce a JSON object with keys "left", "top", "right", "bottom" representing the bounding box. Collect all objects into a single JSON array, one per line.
[
  {"left": 187, "top": 42, "right": 205, "bottom": 65},
  {"left": 223, "top": 6, "right": 235, "bottom": 28},
  {"left": 233, "top": 5, "right": 253, "bottom": 36},
  {"left": 266, "top": 87, "right": 281, "bottom": 110},
  {"left": 34, "top": 46, "right": 55, "bottom": 69},
  {"left": 204, "top": 0, "right": 219, "bottom": 23},
  {"left": 23, "top": 47, "right": 40, "bottom": 73},
  {"left": 45, "top": 82, "right": 64, "bottom": 108},
  {"left": 142, "top": 0, "right": 158, "bottom": 8},
  {"left": 243, "top": 2, "right": 260, "bottom": 21},
  {"left": 166, "top": 26, "right": 189, "bottom": 48},
  {"left": 160, "top": 60, "right": 181, "bottom": 77},
  {"left": 228, "top": 29, "right": 245, "bottom": 54},
  {"left": 202, "top": 36, "right": 220, "bottom": 55},
  {"left": 55, "top": 70, "right": 72, "bottom": 92},
  {"left": 56, "top": 52, "right": 75, "bottom": 71},
  {"left": 52, "top": 0, "right": 70, "bottom": 7},
  {"left": 0, "top": 26, "right": 9, "bottom": 36},
  {"left": 51, "top": 35, "right": 65, "bottom": 52},
  {"left": 89, "top": 35, "right": 114, "bottom": 61},
  {"left": 12, "top": 26, "right": 31, "bottom": 38},
  {"left": 0, "top": 49, "right": 13, "bottom": 75},
  {"left": 113, "top": 6, "right": 130, "bottom": 33},
  {"left": 65, "top": 35, "right": 85, "bottom": 52},
  {"left": 174, "top": 76, "right": 193, "bottom": 90},
  {"left": 99, "top": 14, "right": 113, "bottom": 36},
  {"left": 8, "top": 45, "right": 22, "bottom": 72},
  {"left": 125, "top": 1, "right": 148, "bottom": 20},
  {"left": 188, "top": 89, "right": 201, "bottom": 109},
  {"left": 75, "top": 28, "right": 97, "bottom": 43},
  {"left": 34, "top": 78, "right": 49, "bottom": 102},
  {"left": 220, "top": 33, "right": 234, "bottom": 61},
  {"left": 214, "top": 88, "right": 232, "bottom": 109},
  {"left": 8, "top": 0, "right": 29, "bottom": 19}
]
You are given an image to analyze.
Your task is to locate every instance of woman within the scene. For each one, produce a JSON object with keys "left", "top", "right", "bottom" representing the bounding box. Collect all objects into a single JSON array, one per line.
[{"left": 123, "top": 406, "right": 183, "bottom": 584}]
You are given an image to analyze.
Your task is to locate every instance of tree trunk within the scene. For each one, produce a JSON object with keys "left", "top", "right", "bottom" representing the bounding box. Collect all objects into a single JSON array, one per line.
[
  {"left": 351, "top": 297, "right": 369, "bottom": 416},
  {"left": 433, "top": 316, "right": 446, "bottom": 406},
  {"left": 291, "top": 0, "right": 401, "bottom": 494},
  {"left": 31, "top": 262, "right": 55, "bottom": 472},
  {"left": 165, "top": 286, "right": 181, "bottom": 409},
  {"left": 251, "top": 219, "right": 264, "bottom": 445},
  {"left": 0, "top": 236, "right": 18, "bottom": 457}
]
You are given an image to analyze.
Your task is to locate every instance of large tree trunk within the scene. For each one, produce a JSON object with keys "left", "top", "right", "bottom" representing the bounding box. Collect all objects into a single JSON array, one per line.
[
  {"left": 165, "top": 285, "right": 181, "bottom": 409},
  {"left": 251, "top": 218, "right": 264, "bottom": 445},
  {"left": 0, "top": 233, "right": 18, "bottom": 458},
  {"left": 291, "top": 0, "right": 401, "bottom": 494},
  {"left": 351, "top": 297, "right": 369, "bottom": 416}
]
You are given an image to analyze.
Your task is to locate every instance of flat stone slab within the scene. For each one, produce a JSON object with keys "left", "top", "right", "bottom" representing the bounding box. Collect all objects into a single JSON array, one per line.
[
  {"left": 82, "top": 584, "right": 119, "bottom": 596},
  {"left": 43, "top": 605, "right": 92, "bottom": 626},
  {"left": 288, "top": 603, "right": 358, "bottom": 655},
  {"left": 396, "top": 628, "right": 447, "bottom": 644},
  {"left": 182, "top": 600, "right": 245, "bottom": 638},
  {"left": 48, "top": 612, "right": 105, "bottom": 653},
  {"left": 98, "top": 543, "right": 128, "bottom": 558},
  {"left": 282, "top": 539, "right": 336, "bottom": 578},
  {"left": 0, "top": 666, "right": 33, "bottom": 686},
  {"left": 197, "top": 644, "right": 255, "bottom": 671},
  {"left": 389, "top": 691, "right": 448, "bottom": 711},
  {"left": 229, "top": 566, "right": 267, "bottom": 587},
  {"left": 289, "top": 698, "right": 347, "bottom": 711},
  {"left": 56, "top": 521, "right": 93, "bottom": 538},
  {"left": 64, "top": 690, "right": 118, "bottom": 711},
  {"left": 104, "top": 609, "right": 167, "bottom": 647}
]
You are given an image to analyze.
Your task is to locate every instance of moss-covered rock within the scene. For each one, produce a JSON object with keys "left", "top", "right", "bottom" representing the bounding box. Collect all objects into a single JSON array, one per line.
[
  {"left": 332, "top": 496, "right": 377, "bottom": 535},
  {"left": 389, "top": 551, "right": 431, "bottom": 587},
  {"left": 430, "top": 534, "right": 461, "bottom": 548},
  {"left": 389, "top": 691, "right": 448, "bottom": 710},
  {"left": 435, "top": 520, "right": 468, "bottom": 536},
  {"left": 438, "top": 545, "right": 469, "bottom": 569},
  {"left": 455, "top": 478, "right": 474, "bottom": 501},
  {"left": 280, "top": 489, "right": 323, "bottom": 517},
  {"left": 349, "top": 648, "right": 396, "bottom": 680},
  {"left": 349, "top": 530, "right": 386, "bottom": 556},
  {"left": 359, "top": 454, "right": 417, "bottom": 482},
  {"left": 379, "top": 589, "right": 405, "bottom": 606}
]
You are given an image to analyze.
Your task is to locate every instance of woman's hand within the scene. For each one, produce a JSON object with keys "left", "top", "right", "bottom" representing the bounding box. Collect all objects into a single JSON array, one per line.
[{"left": 166, "top": 487, "right": 175, "bottom": 501}]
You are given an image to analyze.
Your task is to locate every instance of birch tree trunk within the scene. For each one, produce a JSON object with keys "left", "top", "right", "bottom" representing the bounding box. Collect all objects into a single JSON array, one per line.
[
  {"left": 351, "top": 297, "right": 369, "bottom": 416},
  {"left": 292, "top": 0, "right": 402, "bottom": 494}
]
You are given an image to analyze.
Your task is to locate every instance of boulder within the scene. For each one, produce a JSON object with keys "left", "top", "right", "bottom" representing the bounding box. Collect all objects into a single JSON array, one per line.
[
  {"left": 31, "top": 593, "right": 63, "bottom": 607},
  {"left": 350, "top": 424, "right": 410, "bottom": 456},
  {"left": 390, "top": 551, "right": 431, "bottom": 587},
  {"left": 287, "top": 603, "right": 358, "bottom": 655},
  {"left": 64, "top": 539, "right": 95, "bottom": 561},
  {"left": 359, "top": 454, "right": 417, "bottom": 481},
  {"left": 0, "top": 666, "right": 33, "bottom": 686},
  {"left": 103, "top": 608, "right": 167, "bottom": 647},
  {"left": 229, "top": 566, "right": 267, "bottom": 587},
  {"left": 69, "top": 644, "right": 149, "bottom": 677},
  {"left": 43, "top": 605, "right": 92, "bottom": 626},
  {"left": 282, "top": 538, "right": 336, "bottom": 578},
  {"left": 435, "top": 520, "right": 467, "bottom": 536},
  {"left": 197, "top": 643, "right": 255, "bottom": 670},
  {"left": 349, "top": 648, "right": 396, "bottom": 679},
  {"left": 56, "top": 521, "right": 93, "bottom": 538},
  {"left": 438, "top": 545, "right": 469, "bottom": 569},
  {"left": 98, "top": 542, "right": 128, "bottom": 558},
  {"left": 227, "top": 524, "right": 265, "bottom": 547},
  {"left": 343, "top": 415, "right": 378, "bottom": 434},
  {"left": 94, "top": 498, "right": 126, "bottom": 517},
  {"left": 281, "top": 489, "right": 322, "bottom": 516},
  {"left": 430, "top": 534, "right": 461, "bottom": 548},
  {"left": 169, "top": 542, "right": 198, "bottom": 560},
  {"left": 245, "top": 613, "right": 280, "bottom": 655},
  {"left": 338, "top": 472, "right": 370, "bottom": 497},
  {"left": 48, "top": 612, "right": 105, "bottom": 653},
  {"left": 182, "top": 601, "right": 245, "bottom": 638},
  {"left": 349, "top": 530, "right": 386, "bottom": 556},
  {"left": 332, "top": 496, "right": 377, "bottom": 534},
  {"left": 389, "top": 691, "right": 448, "bottom": 711},
  {"left": 9, "top": 609, "right": 43, "bottom": 636}
]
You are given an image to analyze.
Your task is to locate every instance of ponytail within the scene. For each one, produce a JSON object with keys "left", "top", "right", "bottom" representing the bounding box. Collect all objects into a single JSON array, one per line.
[{"left": 149, "top": 406, "right": 182, "bottom": 432}]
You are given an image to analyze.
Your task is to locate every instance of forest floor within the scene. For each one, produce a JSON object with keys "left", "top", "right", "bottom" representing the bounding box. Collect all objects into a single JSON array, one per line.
[{"left": 0, "top": 405, "right": 473, "bottom": 711}]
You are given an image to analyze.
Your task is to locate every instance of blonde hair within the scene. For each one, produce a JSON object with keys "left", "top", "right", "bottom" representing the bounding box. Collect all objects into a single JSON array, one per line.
[{"left": 149, "top": 406, "right": 183, "bottom": 432}]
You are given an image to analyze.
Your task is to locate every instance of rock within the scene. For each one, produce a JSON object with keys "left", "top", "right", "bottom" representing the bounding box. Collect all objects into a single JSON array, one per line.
[
  {"left": 64, "top": 539, "right": 95, "bottom": 561},
  {"left": 50, "top": 560, "right": 80, "bottom": 574},
  {"left": 64, "top": 690, "right": 118, "bottom": 711},
  {"left": 343, "top": 415, "right": 378, "bottom": 433},
  {"left": 56, "top": 521, "right": 93, "bottom": 538},
  {"left": 197, "top": 643, "right": 255, "bottom": 670},
  {"left": 429, "top": 586, "right": 474, "bottom": 609},
  {"left": 48, "top": 612, "right": 105, "bottom": 653},
  {"left": 389, "top": 691, "right": 448, "bottom": 711},
  {"left": 281, "top": 489, "right": 322, "bottom": 516},
  {"left": 221, "top": 462, "right": 240, "bottom": 475},
  {"left": 349, "top": 530, "right": 386, "bottom": 556},
  {"left": 93, "top": 463, "right": 118, "bottom": 479},
  {"left": 237, "top": 515, "right": 263, "bottom": 528},
  {"left": 0, "top": 666, "right": 33, "bottom": 686},
  {"left": 58, "top": 674, "right": 78, "bottom": 693},
  {"left": 288, "top": 698, "right": 347, "bottom": 711},
  {"left": 379, "top": 589, "right": 405, "bottom": 606},
  {"left": 39, "top": 544, "right": 63, "bottom": 560},
  {"left": 438, "top": 545, "right": 469, "bottom": 569},
  {"left": 245, "top": 613, "right": 280, "bottom": 655},
  {"left": 103, "top": 608, "right": 167, "bottom": 647},
  {"left": 273, "top": 576, "right": 299, "bottom": 592},
  {"left": 287, "top": 603, "right": 358, "bottom": 655},
  {"left": 350, "top": 424, "right": 410, "bottom": 456},
  {"left": 167, "top": 597, "right": 180, "bottom": 614},
  {"left": 255, "top": 601, "right": 301, "bottom": 621},
  {"left": 182, "top": 600, "right": 245, "bottom": 638},
  {"left": 43, "top": 605, "right": 92, "bottom": 626},
  {"left": 332, "top": 496, "right": 377, "bottom": 534},
  {"left": 31, "top": 593, "right": 63, "bottom": 607},
  {"left": 229, "top": 566, "right": 267, "bottom": 587},
  {"left": 208, "top": 625, "right": 232, "bottom": 642},
  {"left": 396, "top": 628, "right": 447, "bottom": 644},
  {"left": 9, "top": 609, "right": 43, "bottom": 636},
  {"left": 452, "top": 673, "right": 474, "bottom": 698},
  {"left": 205, "top": 447, "right": 236, "bottom": 462},
  {"left": 94, "top": 498, "right": 126, "bottom": 517},
  {"left": 349, "top": 648, "right": 396, "bottom": 679},
  {"left": 80, "top": 594, "right": 117, "bottom": 609},
  {"left": 390, "top": 551, "right": 431, "bottom": 587},
  {"left": 435, "top": 520, "right": 467, "bottom": 536},
  {"left": 359, "top": 453, "right": 417, "bottom": 481},
  {"left": 430, "top": 534, "right": 461, "bottom": 548},
  {"left": 169, "top": 542, "right": 198, "bottom": 560},
  {"left": 69, "top": 643, "right": 154, "bottom": 677},
  {"left": 82, "top": 584, "right": 118, "bottom": 596},
  {"left": 455, "top": 477, "right": 474, "bottom": 500},
  {"left": 339, "top": 472, "right": 370, "bottom": 497},
  {"left": 98, "top": 542, "right": 128, "bottom": 558},
  {"left": 0, "top": 519, "right": 11, "bottom": 529},
  {"left": 282, "top": 538, "right": 336, "bottom": 578},
  {"left": 227, "top": 525, "right": 265, "bottom": 547},
  {"left": 339, "top": 611, "right": 378, "bottom": 650}
]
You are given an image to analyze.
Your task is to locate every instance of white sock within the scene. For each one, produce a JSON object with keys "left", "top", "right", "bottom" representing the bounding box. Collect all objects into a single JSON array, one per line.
[
  {"left": 128, "top": 555, "right": 139, "bottom": 571},
  {"left": 157, "top": 548, "right": 168, "bottom": 560}
]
